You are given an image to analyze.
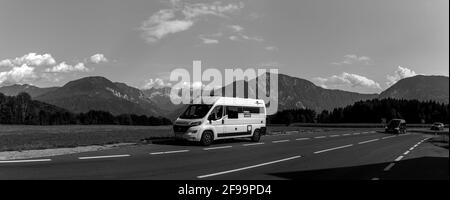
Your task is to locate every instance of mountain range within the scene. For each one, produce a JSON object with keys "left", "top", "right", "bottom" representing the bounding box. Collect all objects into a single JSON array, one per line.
[{"left": 0, "top": 74, "right": 448, "bottom": 119}]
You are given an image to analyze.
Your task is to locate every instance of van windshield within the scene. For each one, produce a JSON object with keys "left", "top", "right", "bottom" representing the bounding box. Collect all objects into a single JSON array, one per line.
[{"left": 180, "top": 104, "right": 213, "bottom": 119}]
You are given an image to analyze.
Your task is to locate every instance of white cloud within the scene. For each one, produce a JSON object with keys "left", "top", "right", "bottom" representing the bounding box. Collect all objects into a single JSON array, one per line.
[
  {"left": 45, "top": 62, "right": 90, "bottom": 73},
  {"left": 229, "top": 35, "right": 239, "bottom": 41},
  {"left": 142, "top": 78, "right": 172, "bottom": 89},
  {"left": 199, "top": 36, "right": 219, "bottom": 44},
  {"left": 229, "top": 25, "right": 244, "bottom": 32},
  {"left": 314, "top": 72, "right": 381, "bottom": 91},
  {"left": 90, "top": 54, "right": 108, "bottom": 64},
  {"left": 140, "top": 1, "right": 244, "bottom": 43},
  {"left": 332, "top": 54, "right": 373, "bottom": 66},
  {"left": 0, "top": 64, "right": 37, "bottom": 86},
  {"left": 0, "top": 53, "right": 56, "bottom": 68},
  {"left": 265, "top": 46, "right": 279, "bottom": 51},
  {"left": 227, "top": 24, "right": 263, "bottom": 42},
  {"left": 386, "top": 66, "right": 417, "bottom": 86}
]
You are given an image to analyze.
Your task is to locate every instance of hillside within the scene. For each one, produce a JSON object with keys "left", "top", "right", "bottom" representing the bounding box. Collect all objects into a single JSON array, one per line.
[{"left": 379, "top": 75, "right": 449, "bottom": 104}]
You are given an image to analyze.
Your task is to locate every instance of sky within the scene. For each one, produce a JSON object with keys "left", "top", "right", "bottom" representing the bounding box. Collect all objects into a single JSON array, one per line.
[{"left": 0, "top": 0, "right": 448, "bottom": 94}]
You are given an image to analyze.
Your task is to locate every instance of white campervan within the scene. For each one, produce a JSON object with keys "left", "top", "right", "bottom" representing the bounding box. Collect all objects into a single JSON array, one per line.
[{"left": 173, "top": 97, "right": 267, "bottom": 146}]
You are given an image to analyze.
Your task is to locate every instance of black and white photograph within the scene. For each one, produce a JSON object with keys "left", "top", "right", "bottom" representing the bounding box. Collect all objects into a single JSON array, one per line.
[{"left": 0, "top": 0, "right": 448, "bottom": 193}]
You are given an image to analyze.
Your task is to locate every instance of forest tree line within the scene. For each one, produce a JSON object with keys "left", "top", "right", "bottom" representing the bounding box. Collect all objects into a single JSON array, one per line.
[
  {"left": 268, "top": 98, "right": 449, "bottom": 125},
  {"left": 1, "top": 92, "right": 448, "bottom": 126},
  {"left": 0, "top": 92, "right": 172, "bottom": 125}
]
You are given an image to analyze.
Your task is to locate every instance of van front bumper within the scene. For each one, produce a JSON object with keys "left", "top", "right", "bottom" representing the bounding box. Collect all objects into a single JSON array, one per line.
[
  {"left": 174, "top": 127, "right": 201, "bottom": 141},
  {"left": 174, "top": 132, "right": 199, "bottom": 141}
]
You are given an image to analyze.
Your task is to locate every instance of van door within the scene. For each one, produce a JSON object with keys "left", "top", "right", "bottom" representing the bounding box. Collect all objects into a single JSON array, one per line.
[
  {"left": 208, "top": 106, "right": 224, "bottom": 136},
  {"left": 223, "top": 106, "right": 240, "bottom": 137}
]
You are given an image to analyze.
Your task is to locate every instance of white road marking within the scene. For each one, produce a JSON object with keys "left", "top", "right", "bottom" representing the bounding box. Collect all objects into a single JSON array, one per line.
[
  {"left": 409, "top": 147, "right": 414, "bottom": 151},
  {"left": 197, "top": 155, "right": 302, "bottom": 179},
  {"left": 243, "top": 143, "right": 265, "bottom": 146},
  {"left": 343, "top": 134, "right": 351, "bottom": 136},
  {"left": 371, "top": 177, "right": 380, "bottom": 180},
  {"left": 204, "top": 146, "right": 233, "bottom": 150},
  {"left": 384, "top": 163, "right": 396, "bottom": 171},
  {"left": 358, "top": 139, "right": 379, "bottom": 144},
  {"left": 0, "top": 159, "right": 52, "bottom": 164},
  {"left": 78, "top": 154, "right": 130, "bottom": 160},
  {"left": 382, "top": 135, "right": 396, "bottom": 139},
  {"left": 314, "top": 144, "right": 353, "bottom": 154},
  {"left": 353, "top": 133, "right": 361, "bottom": 135},
  {"left": 314, "top": 136, "right": 326, "bottom": 139},
  {"left": 296, "top": 138, "right": 310, "bottom": 141},
  {"left": 330, "top": 135, "right": 340, "bottom": 137},
  {"left": 286, "top": 131, "right": 299, "bottom": 134},
  {"left": 272, "top": 140, "right": 290, "bottom": 143},
  {"left": 150, "top": 150, "right": 190, "bottom": 155},
  {"left": 403, "top": 151, "right": 410, "bottom": 155},
  {"left": 394, "top": 156, "right": 404, "bottom": 162},
  {"left": 370, "top": 131, "right": 376, "bottom": 133},
  {"left": 362, "top": 132, "right": 369, "bottom": 134}
]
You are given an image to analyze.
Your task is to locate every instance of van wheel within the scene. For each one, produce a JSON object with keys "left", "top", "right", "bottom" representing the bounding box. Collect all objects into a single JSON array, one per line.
[
  {"left": 200, "top": 131, "right": 214, "bottom": 146},
  {"left": 251, "top": 129, "right": 261, "bottom": 142}
]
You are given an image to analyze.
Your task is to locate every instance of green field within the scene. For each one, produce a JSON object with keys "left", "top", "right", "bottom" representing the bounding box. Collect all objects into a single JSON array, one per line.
[
  {"left": 0, "top": 125, "right": 173, "bottom": 151},
  {"left": 0, "top": 125, "right": 342, "bottom": 152}
]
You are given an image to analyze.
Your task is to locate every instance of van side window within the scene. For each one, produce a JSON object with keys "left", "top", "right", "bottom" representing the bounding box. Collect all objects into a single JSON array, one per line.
[
  {"left": 226, "top": 106, "right": 239, "bottom": 119},
  {"left": 243, "top": 107, "right": 260, "bottom": 114},
  {"left": 209, "top": 106, "right": 223, "bottom": 120}
]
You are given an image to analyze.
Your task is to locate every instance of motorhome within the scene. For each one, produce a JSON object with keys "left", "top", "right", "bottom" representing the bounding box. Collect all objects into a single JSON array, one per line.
[{"left": 173, "top": 97, "right": 267, "bottom": 146}]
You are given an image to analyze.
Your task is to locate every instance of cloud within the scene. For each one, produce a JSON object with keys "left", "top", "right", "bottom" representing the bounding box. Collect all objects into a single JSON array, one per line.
[
  {"left": 227, "top": 24, "right": 263, "bottom": 42},
  {"left": 140, "top": 1, "right": 244, "bottom": 43},
  {"left": 45, "top": 62, "right": 90, "bottom": 73},
  {"left": 0, "top": 64, "right": 37, "bottom": 86},
  {"left": 140, "top": 9, "right": 194, "bottom": 43},
  {"left": 90, "top": 54, "right": 108, "bottom": 64},
  {"left": 142, "top": 78, "right": 172, "bottom": 89},
  {"left": 386, "top": 66, "right": 417, "bottom": 86},
  {"left": 200, "top": 38, "right": 219, "bottom": 44},
  {"left": 229, "top": 25, "right": 244, "bottom": 32},
  {"left": 314, "top": 72, "right": 381, "bottom": 91},
  {"left": 198, "top": 35, "right": 219, "bottom": 44},
  {"left": 0, "top": 53, "right": 56, "bottom": 68},
  {"left": 332, "top": 54, "right": 373, "bottom": 66},
  {"left": 229, "top": 35, "right": 239, "bottom": 41},
  {"left": 265, "top": 46, "right": 279, "bottom": 51}
]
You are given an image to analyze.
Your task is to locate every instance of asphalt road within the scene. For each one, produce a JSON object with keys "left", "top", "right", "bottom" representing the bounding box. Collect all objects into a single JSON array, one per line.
[{"left": 0, "top": 128, "right": 447, "bottom": 180}]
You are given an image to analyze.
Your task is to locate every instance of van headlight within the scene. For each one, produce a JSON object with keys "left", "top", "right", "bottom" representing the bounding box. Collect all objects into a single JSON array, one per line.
[{"left": 190, "top": 121, "right": 202, "bottom": 126}]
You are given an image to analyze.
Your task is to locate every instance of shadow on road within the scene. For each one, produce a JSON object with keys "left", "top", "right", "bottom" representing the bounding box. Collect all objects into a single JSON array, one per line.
[{"left": 268, "top": 157, "right": 449, "bottom": 180}]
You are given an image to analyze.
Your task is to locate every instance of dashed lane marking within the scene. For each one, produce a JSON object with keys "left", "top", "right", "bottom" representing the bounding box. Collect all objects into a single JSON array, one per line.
[
  {"left": 204, "top": 146, "right": 233, "bottom": 151},
  {"left": 150, "top": 150, "right": 190, "bottom": 155},
  {"left": 0, "top": 159, "right": 52, "bottom": 164},
  {"left": 197, "top": 155, "right": 302, "bottom": 179},
  {"left": 358, "top": 139, "right": 379, "bottom": 145},
  {"left": 272, "top": 140, "right": 290, "bottom": 143},
  {"left": 243, "top": 143, "right": 265, "bottom": 146},
  {"left": 79, "top": 154, "right": 130, "bottom": 160},
  {"left": 314, "top": 144, "right": 353, "bottom": 154}
]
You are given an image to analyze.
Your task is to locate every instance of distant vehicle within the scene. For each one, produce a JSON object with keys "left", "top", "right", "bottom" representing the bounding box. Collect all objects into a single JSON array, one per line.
[
  {"left": 430, "top": 122, "right": 444, "bottom": 131},
  {"left": 385, "top": 119, "right": 407, "bottom": 134},
  {"left": 173, "top": 97, "right": 267, "bottom": 146}
]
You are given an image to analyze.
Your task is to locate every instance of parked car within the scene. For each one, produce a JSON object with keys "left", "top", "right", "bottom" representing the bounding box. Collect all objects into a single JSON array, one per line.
[
  {"left": 385, "top": 119, "right": 407, "bottom": 134},
  {"left": 430, "top": 122, "right": 445, "bottom": 131}
]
